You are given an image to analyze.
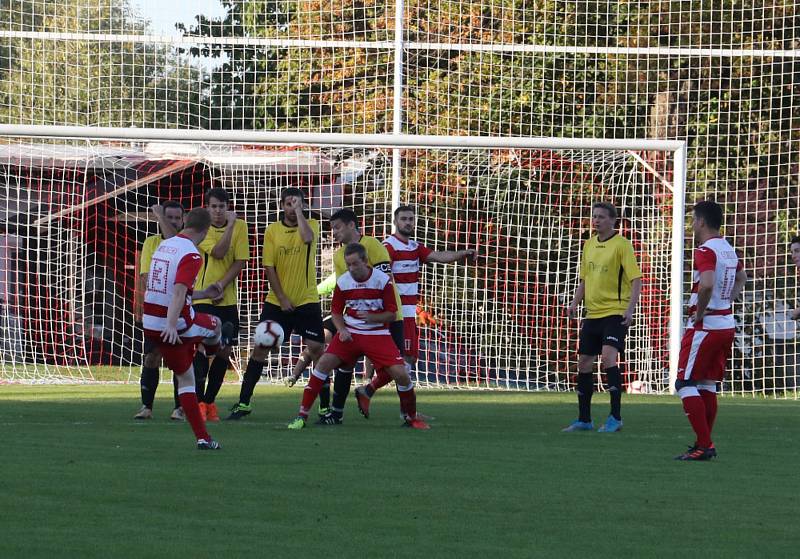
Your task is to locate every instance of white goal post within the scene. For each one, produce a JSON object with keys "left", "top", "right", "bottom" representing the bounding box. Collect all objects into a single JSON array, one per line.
[{"left": 0, "top": 123, "right": 686, "bottom": 391}]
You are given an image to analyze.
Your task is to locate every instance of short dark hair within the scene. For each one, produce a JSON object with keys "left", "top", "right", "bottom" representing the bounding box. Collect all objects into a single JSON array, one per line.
[
  {"left": 592, "top": 202, "right": 617, "bottom": 220},
  {"left": 330, "top": 208, "right": 359, "bottom": 227},
  {"left": 344, "top": 242, "right": 367, "bottom": 262},
  {"left": 790, "top": 236, "right": 800, "bottom": 248},
  {"left": 693, "top": 200, "right": 723, "bottom": 230},
  {"left": 280, "top": 187, "right": 306, "bottom": 204},
  {"left": 394, "top": 205, "right": 416, "bottom": 218},
  {"left": 184, "top": 207, "right": 211, "bottom": 231},
  {"left": 205, "top": 187, "right": 230, "bottom": 205},
  {"left": 161, "top": 200, "right": 184, "bottom": 214}
]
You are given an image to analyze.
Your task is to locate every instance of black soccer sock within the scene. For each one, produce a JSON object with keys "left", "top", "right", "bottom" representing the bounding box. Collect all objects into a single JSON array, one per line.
[
  {"left": 172, "top": 374, "right": 180, "bottom": 409},
  {"left": 331, "top": 368, "right": 354, "bottom": 419},
  {"left": 605, "top": 366, "right": 623, "bottom": 420},
  {"left": 238, "top": 358, "right": 264, "bottom": 405},
  {"left": 140, "top": 366, "right": 160, "bottom": 408},
  {"left": 193, "top": 352, "right": 209, "bottom": 401},
  {"left": 204, "top": 356, "right": 229, "bottom": 404},
  {"left": 319, "top": 376, "right": 331, "bottom": 410},
  {"left": 576, "top": 373, "right": 594, "bottom": 423}
]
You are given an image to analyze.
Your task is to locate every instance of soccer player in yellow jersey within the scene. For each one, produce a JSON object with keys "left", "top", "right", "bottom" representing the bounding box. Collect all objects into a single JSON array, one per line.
[
  {"left": 133, "top": 201, "right": 184, "bottom": 420},
  {"left": 227, "top": 187, "right": 325, "bottom": 420},
  {"left": 564, "top": 202, "right": 642, "bottom": 433},
  {"left": 192, "top": 188, "right": 250, "bottom": 422},
  {"left": 309, "top": 208, "right": 403, "bottom": 425}
]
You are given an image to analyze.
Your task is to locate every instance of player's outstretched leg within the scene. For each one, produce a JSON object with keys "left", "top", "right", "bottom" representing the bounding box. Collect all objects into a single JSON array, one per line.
[
  {"left": 674, "top": 382, "right": 714, "bottom": 461},
  {"left": 174, "top": 366, "right": 220, "bottom": 450}
]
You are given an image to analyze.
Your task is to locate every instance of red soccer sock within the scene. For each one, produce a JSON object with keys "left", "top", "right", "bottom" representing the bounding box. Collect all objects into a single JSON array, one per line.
[
  {"left": 397, "top": 384, "right": 417, "bottom": 420},
  {"left": 699, "top": 389, "right": 718, "bottom": 436},
  {"left": 681, "top": 395, "right": 712, "bottom": 448},
  {"left": 178, "top": 391, "right": 211, "bottom": 441},
  {"left": 367, "top": 368, "right": 393, "bottom": 397},
  {"left": 299, "top": 371, "right": 328, "bottom": 418}
]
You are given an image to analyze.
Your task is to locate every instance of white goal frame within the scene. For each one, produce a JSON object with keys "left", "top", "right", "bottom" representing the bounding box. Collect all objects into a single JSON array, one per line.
[{"left": 0, "top": 123, "right": 687, "bottom": 389}]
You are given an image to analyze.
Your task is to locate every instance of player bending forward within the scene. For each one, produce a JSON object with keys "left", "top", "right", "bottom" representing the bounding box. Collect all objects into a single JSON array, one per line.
[
  {"left": 143, "top": 208, "right": 231, "bottom": 450},
  {"left": 288, "top": 243, "right": 429, "bottom": 430},
  {"left": 674, "top": 200, "right": 746, "bottom": 461}
]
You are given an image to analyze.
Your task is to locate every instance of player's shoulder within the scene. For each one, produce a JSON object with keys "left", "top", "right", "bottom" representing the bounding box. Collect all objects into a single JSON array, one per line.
[
  {"left": 142, "top": 234, "right": 162, "bottom": 248},
  {"left": 360, "top": 234, "right": 382, "bottom": 248}
]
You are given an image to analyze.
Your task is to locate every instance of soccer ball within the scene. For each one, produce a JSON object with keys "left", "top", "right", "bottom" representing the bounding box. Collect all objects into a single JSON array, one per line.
[{"left": 253, "top": 320, "right": 284, "bottom": 349}]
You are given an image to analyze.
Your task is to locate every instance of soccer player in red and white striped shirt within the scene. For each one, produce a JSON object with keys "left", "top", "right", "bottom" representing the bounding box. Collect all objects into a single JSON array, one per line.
[
  {"left": 674, "top": 201, "right": 747, "bottom": 461},
  {"left": 142, "top": 208, "right": 228, "bottom": 450},
  {"left": 355, "top": 205, "right": 475, "bottom": 416},
  {"left": 288, "top": 242, "right": 429, "bottom": 430}
]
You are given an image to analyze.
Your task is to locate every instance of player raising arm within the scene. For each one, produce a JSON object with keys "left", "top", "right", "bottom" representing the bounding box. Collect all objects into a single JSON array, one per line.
[
  {"left": 227, "top": 188, "right": 325, "bottom": 420},
  {"left": 133, "top": 201, "right": 185, "bottom": 420},
  {"left": 192, "top": 188, "right": 249, "bottom": 422},
  {"left": 287, "top": 243, "right": 429, "bottom": 430},
  {"left": 673, "top": 200, "right": 746, "bottom": 461},
  {"left": 354, "top": 204, "right": 475, "bottom": 418},
  {"left": 142, "top": 208, "right": 231, "bottom": 450},
  {"left": 564, "top": 202, "right": 642, "bottom": 433}
]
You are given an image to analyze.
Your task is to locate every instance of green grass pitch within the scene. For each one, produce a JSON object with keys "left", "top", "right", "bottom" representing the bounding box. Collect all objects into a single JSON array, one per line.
[{"left": 1, "top": 384, "right": 797, "bottom": 558}]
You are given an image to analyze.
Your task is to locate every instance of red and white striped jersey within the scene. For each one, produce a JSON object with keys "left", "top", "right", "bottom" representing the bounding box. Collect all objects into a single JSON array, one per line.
[
  {"left": 142, "top": 234, "right": 203, "bottom": 335},
  {"left": 331, "top": 268, "right": 398, "bottom": 335},
  {"left": 687, "top": 236, "right": 742, "bottom": 330},
  {"left": 382, "top": 234, "right": 432, "bottom": 319}
]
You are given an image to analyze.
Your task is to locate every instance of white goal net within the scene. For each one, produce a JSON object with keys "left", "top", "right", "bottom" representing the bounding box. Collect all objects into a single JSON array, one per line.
[
  {"left": 1, "top": 0, "right": 798, "bottom": 396},
  {"left": 0, "top": 135, "right": 680, "bottom": 393}
]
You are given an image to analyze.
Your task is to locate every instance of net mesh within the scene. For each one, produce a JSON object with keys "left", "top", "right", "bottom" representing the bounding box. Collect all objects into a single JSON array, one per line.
[{"left": 1, "top": 0, "right": 798, "bottom": 396}]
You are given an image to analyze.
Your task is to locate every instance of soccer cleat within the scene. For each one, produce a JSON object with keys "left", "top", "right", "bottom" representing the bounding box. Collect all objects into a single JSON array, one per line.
[
  {"left": 315, "top": 413, "right": 342, "bottom": 426},
  {"left": 354, "top": 385, "right": 371, "bottom": 419},
  {"left": 225, "top": 403, "right": 252, "bottom": 420},
  {"left": 403, "top": 416, "right": 431, "bottom": 430},
  {"left": 674, "top": 445, "right": 717, "bottom": 461},
  {"left": 170, "top": 407, "right": 185, "bottom": 421},
  {"left": 562, "top": 420, "right": 594, "bottom": 432},
  {"left": 205, "top": 402, "right": 220, "bottom": 422},
  {"left": 318, "top": 406, "right": 331, "bottom": 418},
  {"left": 597, "top": 415, "right": 623, "bottom": 433},
  {"left": 197, "top": 438, "right": 222, "bottom": 450},
  {"left": 220, "top": 321, "right": 235, "bottom": 347},
  {"left": 198, "top": 401, "right": 208, "bottom": 421},
  {"left": 134, "top": 405, "right": 153, "bottom": 420},
  {"left": 287, "top": 416, "right": 307, "bottom": 430}
]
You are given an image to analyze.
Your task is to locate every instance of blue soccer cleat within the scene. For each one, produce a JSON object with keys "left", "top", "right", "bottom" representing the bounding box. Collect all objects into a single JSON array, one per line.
[
  {"left": 562, "top": 420, "right": 594, "bottom": 432},
  {"left": 597, "top": 415, "right": 623, "bottom": 433}
]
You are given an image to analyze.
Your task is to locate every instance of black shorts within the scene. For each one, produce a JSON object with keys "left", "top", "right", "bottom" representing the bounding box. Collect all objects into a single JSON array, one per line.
[
  {"left": 578, "top": 315, "right": 628, "bottom": 355},
  {"left": 323, "top": 314, "right": 404, "bottom": 354},
  {"left": 260, "top": 302, "right": 325, "bottom": 344},
  {"left": 193, "top": 304, "right": 240, "bottom": 345}
]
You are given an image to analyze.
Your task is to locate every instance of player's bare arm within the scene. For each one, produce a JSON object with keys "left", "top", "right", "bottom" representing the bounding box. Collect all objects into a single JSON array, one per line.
[
  {"left": 209, "top": 211, "right": 237, "bottom": 259},
  {"left": 151, "top": 204, "right": 178, "bottom": 239},
  {"left": 290, "top": 197, "right": 314, "bottom": 244},
  {"left": 134, "top": 273, "right": 147, "bottom": 322},
  {"left": 210, "top": 259, "right": 246, "bottom": 303},
  {"left": 331, "top": 313, "right": 351, "bottom": 342},
  {"left": 426, "top": 249, "right": 477, "bottom": 264},
  {"left": 732, "top": 269, "right": 748, "bottom": 306},
  {"left": 355, "top": 309, "right": 396, "bottom": 323},
  {"left": 622, "top": 277, "right": 642, "bottom": 327},
  {"left": 265, "top": 265, "right": 294, "bottom": 311},
  {"left": 692, "top": 270, "right": 716, "bottom": 322},
  {"left": 194, "top": 283, "right": 224, "bottom": 301},
  {"left": 568, "top": 280, "right": 585, "bottom": 318},
  {"left": 161, "top": 283, "right": 189, "bottom": 345}
]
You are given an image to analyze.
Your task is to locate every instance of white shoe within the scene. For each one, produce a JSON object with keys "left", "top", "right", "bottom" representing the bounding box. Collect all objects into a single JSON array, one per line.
[
  {"left": 134, "top": 405, "right": 153, "bottom": 420},
  {"left": 170, "top": 407, "right": 185, "bottom": 421}
]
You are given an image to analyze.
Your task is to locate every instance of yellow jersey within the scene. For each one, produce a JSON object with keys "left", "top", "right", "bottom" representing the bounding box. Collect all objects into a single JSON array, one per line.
[
  {"left": 194, "top": 218, "right": 250, "bottom": 306},
  {"left": 333, "top": 235, "right": 402, "bottom": 321},
  {"left": 139, "top": 234, "right": 163, "bottom": 275},
  {"left": 263, "top": 219, "right": 320, "bottom": 307},
  {"left": 580, "top": 233, "right": 642, "bottom": 319}
]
